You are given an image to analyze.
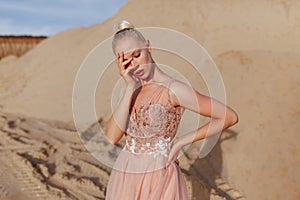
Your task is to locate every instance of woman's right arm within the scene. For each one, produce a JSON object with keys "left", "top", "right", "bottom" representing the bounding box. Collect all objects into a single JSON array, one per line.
[
  {"left": 105, "top": 51, "right": 137, "bottom": 144},
  {"left": 105, "top": 84, "right": 135, "bottom": 144}
]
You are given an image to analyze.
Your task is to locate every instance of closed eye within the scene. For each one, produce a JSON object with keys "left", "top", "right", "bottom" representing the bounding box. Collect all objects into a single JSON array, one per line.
[{"left": 134, "top": 52, "right": 141, "bottom": 58}]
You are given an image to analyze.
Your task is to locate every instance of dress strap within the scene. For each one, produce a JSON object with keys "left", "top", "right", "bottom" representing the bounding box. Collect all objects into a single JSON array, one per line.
[
  {"left": 165, "top": 78, "right": 179, "bottom": 107},
  {"left": 166, "top": 78, "right": 176, "bottom": 88}
]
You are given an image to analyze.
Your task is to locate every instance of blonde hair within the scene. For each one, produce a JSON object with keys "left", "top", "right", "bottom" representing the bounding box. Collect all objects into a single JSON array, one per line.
[
  {"left": 113, "top": 20, "right": 135, "bottom": 34},
  {"left": 112, "top": 20, "right": 146, "bottom": 52}
]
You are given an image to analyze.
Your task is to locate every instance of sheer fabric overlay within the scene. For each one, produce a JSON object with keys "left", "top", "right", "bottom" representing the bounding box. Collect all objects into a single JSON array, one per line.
[{"left": 106, "top": 78, "right": 188, "bottom": 200}]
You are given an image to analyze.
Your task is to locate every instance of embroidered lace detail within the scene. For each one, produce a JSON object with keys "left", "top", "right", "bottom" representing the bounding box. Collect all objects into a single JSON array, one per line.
[
  {"left": 125, "top": 100, "right": 182, "bottom": 157},
  {"left": 125, "top": 134, "right": 171, "bottom": 158}
]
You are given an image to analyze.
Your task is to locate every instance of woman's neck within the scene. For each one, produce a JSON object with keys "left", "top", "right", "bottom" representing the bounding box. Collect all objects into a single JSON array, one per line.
[{"left": 140, "top": 65, "right": 170, "bottom": 86}]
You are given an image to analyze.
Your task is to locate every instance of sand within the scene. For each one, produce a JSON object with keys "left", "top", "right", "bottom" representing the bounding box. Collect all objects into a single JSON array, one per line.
[{"left": 0, "top": 0, "right": 299, "bottom": 199}]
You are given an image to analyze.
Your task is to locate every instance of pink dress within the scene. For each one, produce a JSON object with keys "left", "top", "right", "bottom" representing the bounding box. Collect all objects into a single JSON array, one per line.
[{"left": 106, "top": 79, "right": 188, "bottom": 200}]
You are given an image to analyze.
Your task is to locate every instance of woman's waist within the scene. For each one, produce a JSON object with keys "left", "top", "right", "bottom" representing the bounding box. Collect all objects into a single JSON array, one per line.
[{"left": 124, "top": 133, "right": 173, "bottom": 157}]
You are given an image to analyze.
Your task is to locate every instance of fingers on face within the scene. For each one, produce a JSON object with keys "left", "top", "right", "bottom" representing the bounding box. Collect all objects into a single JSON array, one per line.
[
  {"left": 123, "top": 57, "right": 133, "bottom": 68},
  {"left": 117, "top": 55, "right": 136, "bottom": 78},
  {"left": 117, "top": 52, "right": 123, "bottom": 66},
  {"left": 117, "top": 52, "right": 134, "bottom": 70}
]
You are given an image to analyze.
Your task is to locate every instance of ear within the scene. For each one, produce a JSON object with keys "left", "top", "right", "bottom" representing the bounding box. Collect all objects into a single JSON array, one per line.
[{"left": 146, "top": 39, "right": 151, "bottom": 53}]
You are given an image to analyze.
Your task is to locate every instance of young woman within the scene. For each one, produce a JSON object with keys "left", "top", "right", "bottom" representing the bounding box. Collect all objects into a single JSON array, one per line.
[{"left": 105, "top": 20, "right": 238, "bottom": 200}]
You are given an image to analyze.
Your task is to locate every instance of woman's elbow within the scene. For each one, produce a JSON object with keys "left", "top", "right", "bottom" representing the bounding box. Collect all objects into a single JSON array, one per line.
[
  {"left": 105, "top": 133, "right": 118, "bottom": 145},
  {"left": 107, "top": 137, "right": 118, "bottom": 145},
  {"left": 228, "top": 110, "right": 239, "bottom": 126},
  {"left": 105, "top": 123, "right": 123, "bottom": 145},
  {"left": 105, "top": 124, "right": 117, "bottom": 145},
  {"left": 222, "top": 107, "right": 239, "bottom": 127}
]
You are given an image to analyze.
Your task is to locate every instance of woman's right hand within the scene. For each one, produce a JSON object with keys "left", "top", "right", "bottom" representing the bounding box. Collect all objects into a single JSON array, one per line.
[{"left": 116, "top": 51, "right": 137, "bottom": 87}]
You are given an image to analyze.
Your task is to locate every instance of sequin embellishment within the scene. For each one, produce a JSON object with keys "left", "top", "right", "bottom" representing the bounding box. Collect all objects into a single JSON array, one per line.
[{"left": 125, "top": 99, "right": 182, "bottom": 157}]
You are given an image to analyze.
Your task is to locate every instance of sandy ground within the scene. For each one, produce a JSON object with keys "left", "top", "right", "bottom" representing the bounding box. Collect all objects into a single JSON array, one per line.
[{"left": 0, "top": 0, "right": 299, "bottom": 199}]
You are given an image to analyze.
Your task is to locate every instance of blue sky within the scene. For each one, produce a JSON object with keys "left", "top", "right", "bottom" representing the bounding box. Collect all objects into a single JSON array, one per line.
[{"left": 0, "top": 0, "right": 127, "bottom": 36}]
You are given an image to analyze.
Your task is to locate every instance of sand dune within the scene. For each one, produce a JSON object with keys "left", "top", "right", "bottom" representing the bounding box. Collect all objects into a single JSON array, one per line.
[
  {"left": 0, "top": 0, "right": 299, "bottom": 199},
  {"left": 0, "top": 109, "right": 245, "bottom": 199},
  {"left": 0, "top": 110, "right": 109, "bottom": 199}
]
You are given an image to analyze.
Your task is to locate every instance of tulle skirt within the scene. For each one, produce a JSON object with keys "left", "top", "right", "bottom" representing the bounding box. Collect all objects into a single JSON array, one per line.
[{"left": 106, "top": 147, "right": 188, "bottom": 200}]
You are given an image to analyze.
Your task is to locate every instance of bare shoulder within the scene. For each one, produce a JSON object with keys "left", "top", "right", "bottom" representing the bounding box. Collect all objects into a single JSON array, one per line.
[
  {"left": 168, "top": 79, "right": 197, "bottom": 107},
  {"left": 170, "top": 79, "right": 192, "bottom": 92}
]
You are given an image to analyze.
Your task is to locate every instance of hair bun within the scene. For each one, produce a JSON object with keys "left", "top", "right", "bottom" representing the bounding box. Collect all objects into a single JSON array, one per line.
[{"left": 113, "top": 20, "right": 135, "bottom": 34}]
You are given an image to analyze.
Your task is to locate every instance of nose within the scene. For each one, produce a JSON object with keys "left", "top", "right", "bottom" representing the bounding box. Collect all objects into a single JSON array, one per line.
[{"left": 130, "top": 58, "right": 138, "bottom": 69}]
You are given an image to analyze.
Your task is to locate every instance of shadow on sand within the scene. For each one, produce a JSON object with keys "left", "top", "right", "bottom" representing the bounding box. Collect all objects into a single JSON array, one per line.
[{"left": 181, "top": 129, "right": 246, "bottom": 199}]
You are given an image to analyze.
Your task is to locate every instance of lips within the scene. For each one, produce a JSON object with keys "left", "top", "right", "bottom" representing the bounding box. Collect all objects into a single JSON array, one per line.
[{"left": 135, "top": 69, "right": 144, "bottom": 76}]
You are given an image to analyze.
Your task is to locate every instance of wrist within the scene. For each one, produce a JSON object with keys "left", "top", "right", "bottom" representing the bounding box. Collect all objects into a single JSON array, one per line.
[{"left": 172, "top": 136, "right": 186, "bottom": 148}]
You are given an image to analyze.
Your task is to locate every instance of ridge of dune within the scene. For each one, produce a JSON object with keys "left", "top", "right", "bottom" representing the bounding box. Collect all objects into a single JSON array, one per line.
[
  {"left": 116, "top": 0, "right": 300, "bottom": 55},
  {"left": 0, "top": 0, "right": 299, "bottom": 199},
  {"left": 0, "top": 0, "right": 299, "bottom": 122}
]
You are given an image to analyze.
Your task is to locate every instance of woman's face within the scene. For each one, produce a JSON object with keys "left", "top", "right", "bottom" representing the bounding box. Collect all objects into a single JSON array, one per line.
[{"left": 114, "top": 36, "right": 153, "bottom": 80}]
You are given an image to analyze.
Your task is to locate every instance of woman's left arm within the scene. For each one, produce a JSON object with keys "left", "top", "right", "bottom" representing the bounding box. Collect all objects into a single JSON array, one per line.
[{"left": 166, "top": 80, "right": 239, "bottom": 167}]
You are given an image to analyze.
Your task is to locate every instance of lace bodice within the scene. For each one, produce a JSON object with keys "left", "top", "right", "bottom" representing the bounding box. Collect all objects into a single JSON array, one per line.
[{"left": 124, "top": 79, "right": 182, "bottom": 158}]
